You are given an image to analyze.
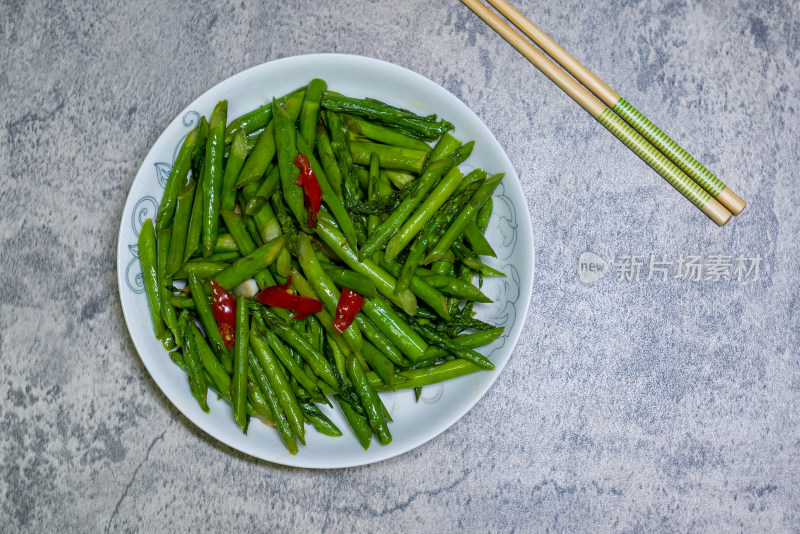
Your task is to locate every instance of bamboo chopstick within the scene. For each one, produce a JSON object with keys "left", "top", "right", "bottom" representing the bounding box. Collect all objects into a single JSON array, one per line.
[
  {"left": 460, "top": 0, "right": 738, "bottom": 226},
  {"left": 486, "top": 0, "right": 745, "bottom": 216}
]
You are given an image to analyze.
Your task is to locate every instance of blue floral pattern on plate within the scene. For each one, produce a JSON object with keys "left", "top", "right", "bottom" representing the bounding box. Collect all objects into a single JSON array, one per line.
[{"left": 124, "top": 112, "right": 200, "bottom": 293}]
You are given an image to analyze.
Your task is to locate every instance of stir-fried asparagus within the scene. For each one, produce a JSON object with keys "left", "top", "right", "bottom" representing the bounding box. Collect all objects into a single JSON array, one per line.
[{"left": 138, "top": 78, "right": 509, "bottom": 455}]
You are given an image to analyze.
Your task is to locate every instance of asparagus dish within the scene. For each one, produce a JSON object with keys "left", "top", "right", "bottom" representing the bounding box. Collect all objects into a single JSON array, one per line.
[{"left": 135, "top": 77, "right": 508, "bottom": 455}]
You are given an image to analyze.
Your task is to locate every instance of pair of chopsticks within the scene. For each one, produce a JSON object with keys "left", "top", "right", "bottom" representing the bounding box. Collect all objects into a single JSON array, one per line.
[{"left": 461, "top": 0, "right": 746, "bottom": 226}]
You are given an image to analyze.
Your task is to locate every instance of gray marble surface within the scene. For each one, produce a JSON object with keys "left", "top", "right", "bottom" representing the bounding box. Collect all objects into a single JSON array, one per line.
[{"left": 2, "top": 0, "right": 799, "bottom": 531}]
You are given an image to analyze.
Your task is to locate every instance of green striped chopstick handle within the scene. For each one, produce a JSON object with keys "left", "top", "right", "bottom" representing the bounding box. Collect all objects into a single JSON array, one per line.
[
  {"left": 597, "top": 107, "right": 714, "bottom": 210},
  {"left": 612, "top": 98, "right": 726, "bottom": 197}
]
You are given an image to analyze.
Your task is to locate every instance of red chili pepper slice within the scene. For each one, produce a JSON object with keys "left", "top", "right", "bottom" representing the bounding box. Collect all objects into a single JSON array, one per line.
[
  {"left": 256, "top": 277, "right": 324, "bottom": 320},
  {"left": 210, "top": 279, "right": 236, "bottom": 350},
  {"left": 293, "top": 154, "right": 322, "bottom": 228},
  {"left": 333, "top": 288, "right": 365, "bottom": 333}
]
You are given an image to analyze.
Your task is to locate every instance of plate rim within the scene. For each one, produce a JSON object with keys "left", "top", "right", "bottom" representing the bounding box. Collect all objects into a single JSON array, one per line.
[{"left": 116, "top": 53, "right": 535, "bottom": 468}]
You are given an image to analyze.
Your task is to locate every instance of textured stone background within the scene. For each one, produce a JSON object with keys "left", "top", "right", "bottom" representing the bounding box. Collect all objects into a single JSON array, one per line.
[{"left": 2, "top": 0, "right": 799, "bottom": 532}]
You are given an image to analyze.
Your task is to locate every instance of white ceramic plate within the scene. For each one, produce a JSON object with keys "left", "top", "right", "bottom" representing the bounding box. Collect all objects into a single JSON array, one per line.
[{"left": 117, "top": 54, "right": 534, "bottom": 468}]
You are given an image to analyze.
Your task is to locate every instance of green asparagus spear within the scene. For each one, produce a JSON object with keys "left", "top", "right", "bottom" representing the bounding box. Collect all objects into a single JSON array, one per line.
[
  {"left": 201, "top": 100, "right": 228, "bottom": 257},
  {"left": 156, "top": 126, "right": 198, "bottom": 230},
  {"left": 247, "top": 349, "right": 298, "bottom": 454},
  {"left": 383, "top": 167, "right": 466, "bottom": 261},
  {"left": 191, "top": 323, "right": 230, "bottom": 395},
  {"left": 422, "top": 273, "right": 492, "bottom": 302},
  {"left": 406, "top": 315, "right": 494, "bottom": 370},
  {"left": 220, "top": 130, "right": 248, "bottom": 211},
  {"left": 420, "top": 327, "right": 504, "bottom": 360},
  {"left": 235, "top": 91, "right": 305, "bottom": 189},
  {"left": 250, "top": 329, "right": 306, "bottom": 443},
  {"left": 370, "top": 359, "right": 482, "bottom": 391},
  {"left": 428, "top": 132, "right": 461, "bottom": 163},
  {"left": 463, "top": 221, "right": 497, "bottom": 257},
  {"left": 172, "top": 261, "right": 228, "bottom": 280},
  {"left": 182, "top": 160, "right": 205, "bottom": 263},
  {"left": 340, "top": 114, "right": 432, "bottom": 152},
  {"left": 476, "top": 198, "right": 493, "bottom": 234},
  {"left": 210, "top": 234, "right": 287, "bottom": 291},
  {"left": 224, "top": 85, "right": 306, "bottom": 144},
  {"left": 300, "top": 402, "right": 342, "bottom": 437},
  {"left": 260, "top": 310, "right": 339, "bottom": 390},
  {"left": 361, "top": 340, "right": 395, "bottom": 387},
  {"left": 346, "top": 354, "right": 391, "bottom": 445},
  {"left": 349, "top": 141, "right": 428, "bottom": 174},
  {"left": 296, "top": 233, "right": 363, "bottom": 352},
  {"left": 358, "top": 142, "right": 473, "bottom": 260},
  {"left": 246, "top": 166, "right": 280, "bottom": 215},
  {"left": 213, "top": 233, "right": 239, "bottom": 254},
  {"left": 335, "top": 395, "right": 371, "bottom": 450},
  {"left": 191, "top": 117, "right": 209, "bottom": 173},
  {"left": 323, "top": 110, "right": 361, "bottom": 206},
  {"left": 316, "top": 123, "right": 343, "bottom": 196},
  {"left": 361, "top": 297, "right": 428, "bottom": 361},
  {"left": 424, "top": 172, "right": 504, "bottom": 264},
  {"left": 231, "top": 295, "right": 250, "bottom": 431},
  {"left": 164, "top": 179, "right": 196, "bottom": 276},
  {"left": 377, "top": 258, "right": 450, "bottom": 320},
  {"left": 366, "top": 153, "right": 381, "bottom": 238},
  {"left": 138, "top": 218, "right": 164, "bottom": 339},
  {"left": 353, "top": 314, "right": 409, "bottom": 367},
  {"left": 179, "top": 310, "right": 209, "bottom": 412},
  {"left": 316, "top": 212, "right": 417, "bottom": 315},
  {"left": 295, "top": 133, "right": 359, "bottom": 248},
  {"left": 156, "top": 228, "right": 181, "bottom": 345},
  {"left": 299, "top": 78, "right": 326, "bottom": 148},
  {"left": 322, "top": 91, "right": 453, "bottom": 140},
  {"left": 323, "top": 268, "right": 377, "bottom": 298},
  {"left": 272, "top": 97, "right": 306, "bottom": 227},
  {"left": 187, "top": 272, "right": 230, "bottom": 365}
]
